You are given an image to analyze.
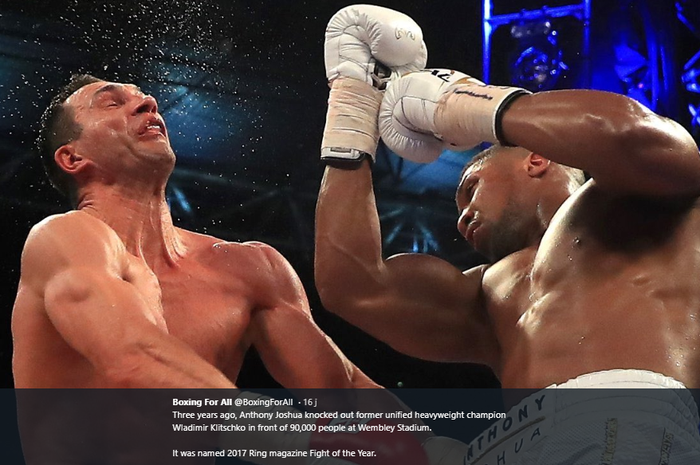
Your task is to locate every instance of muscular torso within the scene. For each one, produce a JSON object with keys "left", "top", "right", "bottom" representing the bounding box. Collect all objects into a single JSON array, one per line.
[
  {"left": 156, "top": 240, "right": 255, "bottom": 379},
  {"left": 13, "top": 225, "right": 257, "bottom": 388},
  {"left": 482, "top": 181, "right": 700, "bottom": 389}
]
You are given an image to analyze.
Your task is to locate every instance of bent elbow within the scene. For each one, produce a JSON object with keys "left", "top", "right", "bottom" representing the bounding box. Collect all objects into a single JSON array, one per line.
[
  {"left": 316, "top": 277, "right": 380, "bottom": 329},
  {"left": 633, "top": 113, "right": 700, "bottom": 195},
  {"left": 314, "top": 261, "right": 362, "bottom": 317},
  {"left": 314, "top": 247, "right": 387, "bottom": 322},
  {"left": 316, "top": 280, "right": 355, "bottom": 318},
  {"left": 596, "top": 99, "right": 700, "bottom": 196}
]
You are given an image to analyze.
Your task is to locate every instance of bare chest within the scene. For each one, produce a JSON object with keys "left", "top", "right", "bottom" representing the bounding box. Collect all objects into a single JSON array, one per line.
[
  {"left": 482, "top": 188, "right": 700, "bottom": 387},
  {"left": 533, "top": 185, "right": 700, "bottom": 288},
  {"left": 157, "top": 268, "right": 253, "bottom": 374},
  {"left": 124, "top": 256, "right": 253, "bottom": 377}
]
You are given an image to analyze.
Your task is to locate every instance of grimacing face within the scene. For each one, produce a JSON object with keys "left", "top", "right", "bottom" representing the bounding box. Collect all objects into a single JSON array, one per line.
[
  {"left": 455, "top": 153, "right": 534, "bottom": 262},
  {"left": 61, "top": 81, "right": 175, "bottom": 178}
]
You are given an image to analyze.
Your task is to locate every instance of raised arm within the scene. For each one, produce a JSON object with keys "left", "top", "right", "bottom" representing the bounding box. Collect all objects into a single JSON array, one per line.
[
  {"left": 499, "top": 90, "right": 700, "bottom": 196},
  {"left": 13, "top": 212, "right": 234, "bottom": 388},
  {"left": 380, "top": 68, "right": 700, "bottom": 197},
  {"left": 314, "top": 7, "right": 498, "bottom": 365},
  {"left": 315, "top": 161, "right": 499, "bottom": 365}
]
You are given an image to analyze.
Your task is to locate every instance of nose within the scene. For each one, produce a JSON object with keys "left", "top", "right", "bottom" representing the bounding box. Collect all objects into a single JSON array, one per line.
[
  {"left": 457, "top": 207, "right": 473, "bottom": 237},
  {"left": 134, "top": 95, "right": 158, "bottom": 114}
]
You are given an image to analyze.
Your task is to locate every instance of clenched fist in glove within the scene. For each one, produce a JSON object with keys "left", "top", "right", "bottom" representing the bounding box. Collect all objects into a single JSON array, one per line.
[
  {"left": 321, "top": 5, "right": 427, "bottom": 164},
  {"left": 379, "top": 69, "right": 531, "bottom": 163}
]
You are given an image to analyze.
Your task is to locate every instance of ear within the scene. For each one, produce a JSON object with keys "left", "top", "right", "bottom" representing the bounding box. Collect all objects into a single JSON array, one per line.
[
  {"left": 525, "top": 152, "right": 551, "bottom": 178},
  {"left": 54, "top": 144, "right": 86, "bottom": 176}
]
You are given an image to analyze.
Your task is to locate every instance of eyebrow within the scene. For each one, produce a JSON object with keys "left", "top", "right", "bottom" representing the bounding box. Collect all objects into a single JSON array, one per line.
[
  {"left": 92, "top": 83, "right": 143, "bottom": 99},
  {"left": 455, "top": 172, "right": 477, "bottom": 205},
  {"left": 457, "top": 171, "right": 472, "bottom": 193},
  {"left": 455, "top": 176, "right": 469, "bottom": 204}
]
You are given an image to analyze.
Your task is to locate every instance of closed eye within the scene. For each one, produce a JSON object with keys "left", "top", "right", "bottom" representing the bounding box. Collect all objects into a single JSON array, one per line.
[
  {"left": 104, "top": 97, "right": 127, "bottom": 109},
  {"left": 456, "top": 182, "right": 475, "bottom": 210},
  {"left": 465, "top": 184, "right": 474, "bottom": 199},
  {"left": 93, "top": 87, "right": 126, "bottom": 108}
]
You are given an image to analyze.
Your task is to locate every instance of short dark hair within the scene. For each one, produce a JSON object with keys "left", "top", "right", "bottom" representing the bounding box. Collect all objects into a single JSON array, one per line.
[
  {"left": 459, "top": 144, "right": 586, "bottom": 187},
  {"left": 37, "top": 73, "right": 103, "bottom": 203},
  {"left": 459, "top": 144, "right": 502, "bottom": 182}
]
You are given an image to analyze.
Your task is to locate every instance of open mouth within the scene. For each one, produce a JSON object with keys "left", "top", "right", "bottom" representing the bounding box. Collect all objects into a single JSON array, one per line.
[{"left": 139, "top": 118, "right": 166, "bottom": 137}]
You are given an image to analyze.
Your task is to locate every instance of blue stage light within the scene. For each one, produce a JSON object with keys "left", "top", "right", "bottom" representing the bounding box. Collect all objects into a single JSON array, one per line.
[{"left": 510, "top": 20, "right": 568, "bottom": 92}]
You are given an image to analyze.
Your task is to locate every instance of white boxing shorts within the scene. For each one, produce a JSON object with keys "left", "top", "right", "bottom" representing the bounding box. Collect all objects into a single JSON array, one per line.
[{"left": 464, "top": 369, "right": 700, "bottom": 465}]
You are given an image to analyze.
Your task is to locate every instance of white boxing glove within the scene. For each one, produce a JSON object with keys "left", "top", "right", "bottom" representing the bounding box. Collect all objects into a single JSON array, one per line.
[
  {"left": 321, "top": 5, "right": 427, "bottom": 164},
  {"left": 324, "top": 4, "right": 427, "bottom": 87},
  {"left": 380, "top": 69, "right": 531, "bottom": 163}
]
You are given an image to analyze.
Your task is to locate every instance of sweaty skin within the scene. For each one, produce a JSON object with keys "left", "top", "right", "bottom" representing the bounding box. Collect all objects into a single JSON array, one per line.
[
  {"left": 12, "top": 81, "right": 371, "bottom": 391},
  {"left": 12, "top": 213, "right": 363, "bottom": 390},
  {"left": 12, "top": 81, "right": 432, "bottom": 465},
  {"left": 315, "top": 89, "right": 700, "bottom": 390},
  {"left": 12, "top": 80, "right": 390, "bottom": 464}
]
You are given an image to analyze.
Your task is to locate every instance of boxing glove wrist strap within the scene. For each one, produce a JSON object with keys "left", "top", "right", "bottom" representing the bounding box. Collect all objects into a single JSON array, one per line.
[
  {"left": 435, "top": 82, "right": 530, "bottom": 147},
  {"left": 321, "top": 78, "right": 383, "bottom": 164}
]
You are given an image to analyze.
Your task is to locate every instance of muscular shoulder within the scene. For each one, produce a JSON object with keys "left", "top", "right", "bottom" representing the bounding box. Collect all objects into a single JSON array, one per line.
[
  {"left": 175, "top": 230, "right": 305, "bottom": 307},
  {"left": 21, "top": 211, "right": 127, "bottom": 290},
  {"left": 26, "top": 211, "right": 123, "bottom": 256},
  {"left": 209, "top": 239, "right": 307, "bottom": 310},
  {"left": 177, "top": 229, "right": 277, "bottom": 267},
  {"left": 31, "top": 210, "right": 107, "bottom": 234},
  {"left": 179, "top": 230, "right": 287, "bottom": 271},
  {"left": 223, "top": 241, "right": 299, "bottom": 286}
]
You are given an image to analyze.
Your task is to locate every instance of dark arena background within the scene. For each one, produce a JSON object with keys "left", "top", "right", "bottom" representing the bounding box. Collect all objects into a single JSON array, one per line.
[{"left": 1, "top": 0, "right": 699, "bottom": 392}]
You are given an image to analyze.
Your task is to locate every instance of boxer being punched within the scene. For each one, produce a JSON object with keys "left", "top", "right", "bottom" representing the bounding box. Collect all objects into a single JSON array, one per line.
[
  {"left": 12, "top": 6, "right": 437, "bottom": 465},
  {"left": 315, "top": 66, "right": 700, "bottom": 462}
]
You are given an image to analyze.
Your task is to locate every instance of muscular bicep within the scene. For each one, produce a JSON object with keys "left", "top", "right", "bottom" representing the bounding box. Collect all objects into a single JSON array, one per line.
[
  {"left": 347, "top": 253, "right": 498, "bottom": 364},
  {"left": 16, "top": 214, "right": 235, "bottom": 388},
  {"left": 43, "top": 266, "right": 165, "bottom": 369},
  {"left": 320, "top": 247, "right": 497, "bottom": 364},
  {"left": 19, "top": 214, "right": 162, "bottom": 370},
  {"left": 502, "top": 90, "right": 700, "bottom": 197}
]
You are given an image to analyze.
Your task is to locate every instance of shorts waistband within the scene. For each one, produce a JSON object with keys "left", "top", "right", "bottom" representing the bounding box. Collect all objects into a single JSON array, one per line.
[
  {"left": 550, "top": 369, "right": 699, "bottom": 426},
  {"left": 464, "top": 370, "right": 699, "bottom": 465},
  {"left": 554, "top": 369, "right": 689, "bottom": 389}
]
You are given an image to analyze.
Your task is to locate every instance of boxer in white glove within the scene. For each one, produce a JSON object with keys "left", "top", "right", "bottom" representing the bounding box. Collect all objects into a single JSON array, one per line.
[
  {"left": 319, "top": 8, "right": 476, "bottom": 465},
  {"left": 321, "top": 4, "right": 427, "bottom": 163},
  {"left": 379, "top": 68, "right": 531, "bottom": 163},
  {"left": 317, "top": 62, "right": 700, "bottom": 464}
]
